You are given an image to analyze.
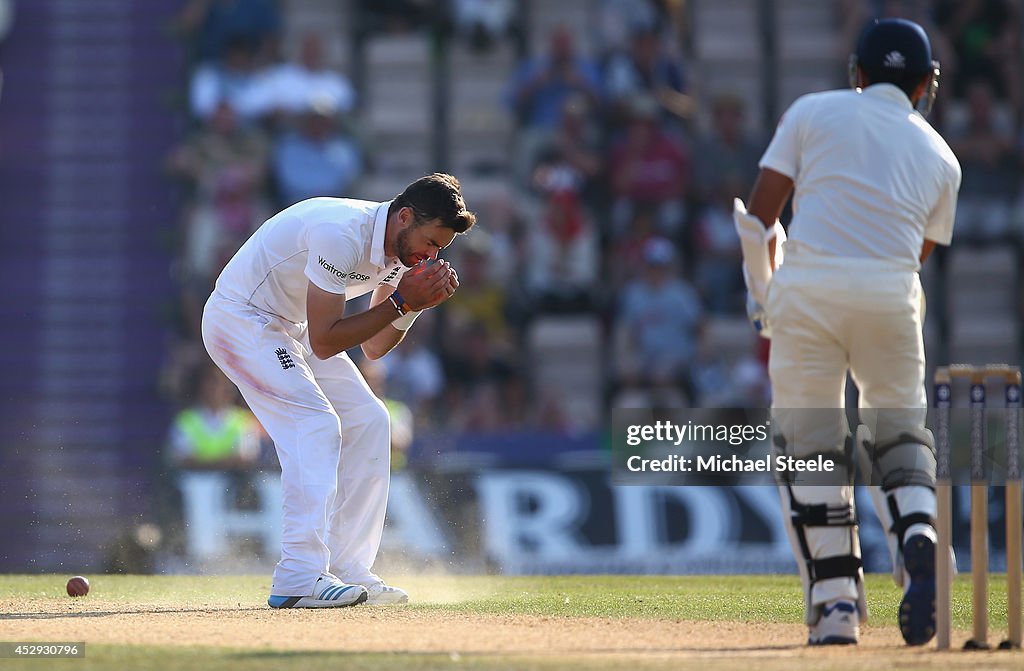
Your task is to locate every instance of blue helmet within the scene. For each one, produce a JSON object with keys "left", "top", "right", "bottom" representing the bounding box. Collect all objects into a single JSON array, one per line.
[{"left": 848, "top": 18, "right": 940, "bottom": 116}]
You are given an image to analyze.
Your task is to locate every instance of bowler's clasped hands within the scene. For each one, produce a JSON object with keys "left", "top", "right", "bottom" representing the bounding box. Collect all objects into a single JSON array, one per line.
[{"left": 397, "top": 259, "right": 459, "bottom": 311}]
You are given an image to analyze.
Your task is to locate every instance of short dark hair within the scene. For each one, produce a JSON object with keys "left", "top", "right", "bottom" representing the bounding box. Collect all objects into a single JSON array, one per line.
[{"left": 389, "top": 173, "right": 476, "bottom": 234}]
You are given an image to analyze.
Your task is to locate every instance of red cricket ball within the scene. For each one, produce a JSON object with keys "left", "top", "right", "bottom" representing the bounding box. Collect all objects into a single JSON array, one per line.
[{"left": 66, "top": 576, "right": 90, "bottom": 597}]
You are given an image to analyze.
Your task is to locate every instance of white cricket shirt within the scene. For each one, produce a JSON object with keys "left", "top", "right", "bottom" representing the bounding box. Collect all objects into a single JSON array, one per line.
[
  {"left": 759, "top": 83, "right": 961, "bottom": 268},
  {"left": 214, "top": 197, "right": 409, "bottom": 324}
]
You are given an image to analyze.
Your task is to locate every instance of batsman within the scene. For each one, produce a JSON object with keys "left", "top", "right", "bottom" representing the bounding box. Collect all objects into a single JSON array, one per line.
[{"left": 735, "top": 19, "right": 961, "bottom": 645}]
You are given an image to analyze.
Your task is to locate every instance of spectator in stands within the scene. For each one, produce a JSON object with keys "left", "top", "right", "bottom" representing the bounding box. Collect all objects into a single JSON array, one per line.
[
  {"left": 190, "top": 37, "right": 275, "bottom": 123},
  {"left": 603, "top": 24, "right": 692, "bottom": 133},
  {"left": 530, "top": 94, "right": 606, "bottom": 218},
  {"left": 691, "top": 93, "right": 763, "bottom": 208},
  {"left": 444, "top": 240, "right": 512, "bottom": 347},
  {"left": 168, "top": 365, "right": 262, "bottom": 471},
  {"left": 272, "top": 98, "right": 362, "bottom": 207},
  {"left": 507, "top": 26, "right": 603, "bottom": 131},
  {"left": 257, "top": 31, "right": 356, "bottom": 123},
  {"left": 379, "top": 312, "right": 446, "bottom": 426},
  {"left": 176, "top": 0, "right": 282, "bottom": 64},
  {"left": 606, "top": 203, "right": 660, "bottom": 287},
  {"left": 168, "top": 100, "right": 271, "bottom": 190},
  {"left": 691, "top": 330, "right": 770, "bottom": 407},
  {"left": 522, "top": 93, "right": 603, "bottom": 312},
  {"left": 470, "top": 189, "right": 524, "bottom": 285},
  {"left": 608, "top": 95, "right": 690, "bottom": 239},
  {"left": 467, "top": 192, "right": 536, "bottom": 332},
  {"left": 506, "top": 25, "right": 604, "bottom": 182},
  {"left": 692, "top": 176, "right": 745, "bottom": 314},
  {"left": 442, "top": 320, "right": 520, "bottom": 429},
  {"left": 525, "top": 139, "right": 601, "bottom": 312},
  {"left": 613, "top": 237, "right": 703, "bottom": 395},
  {"left": 195, "top": 162, "right": 273, "bottom": 268},
  {"left": 358, "top": 357, "right": 414, "bottom": 471},
  {"left": 935, "top": 0, "right": 1020, "bottom": 110},
  {"left": 166, "top": 100, "right": 271, "bottom": 280},
  {"left": 946, "top": 80, "right": 1019, "bottom": 241}
]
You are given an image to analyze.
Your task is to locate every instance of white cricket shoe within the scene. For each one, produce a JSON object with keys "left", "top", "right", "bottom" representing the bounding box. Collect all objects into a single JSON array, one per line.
[
  {"left": 267, "top": 573, "right": 368, "bottom": 609},
  {"left": 364, "top": 581, "right": 409, "bottom": 605},
  {"left": 808, "top": 599, "right": 859, "bottom": 645}
]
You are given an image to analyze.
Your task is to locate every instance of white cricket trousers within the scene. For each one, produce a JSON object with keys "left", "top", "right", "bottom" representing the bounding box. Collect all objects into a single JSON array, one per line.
[
  {"left": 201, "top": 293, "right": 391, "bottom": 596},
  {"left": 767, "top": 242, "right": 928, "bottom": 446},
  {"left": 766, "top": 242, "right": 929, "bottom": 613}
]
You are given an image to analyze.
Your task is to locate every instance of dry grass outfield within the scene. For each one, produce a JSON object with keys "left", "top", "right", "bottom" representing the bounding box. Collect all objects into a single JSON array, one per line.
[{"left": 1, "top": 575, "right": 1021, "bottom": 670}]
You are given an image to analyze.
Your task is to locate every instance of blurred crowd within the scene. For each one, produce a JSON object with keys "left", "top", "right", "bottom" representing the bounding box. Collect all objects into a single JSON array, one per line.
[{"left": 158, "top": 0, "right": 1024, "bottom": 477}]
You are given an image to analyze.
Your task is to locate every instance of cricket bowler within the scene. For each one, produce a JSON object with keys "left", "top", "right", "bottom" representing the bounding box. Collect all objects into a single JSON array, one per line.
[{"left": 202, "top": 173, "right": 475, "bottom": 607}]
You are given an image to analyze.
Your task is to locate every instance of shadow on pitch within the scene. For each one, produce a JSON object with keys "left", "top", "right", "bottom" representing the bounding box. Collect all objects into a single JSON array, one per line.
[
  {"left": 231, "top": 644, "right": 808, "bottom": 660},
  {"left": 0, "top": 606, "right": 267, "bottom": 620}
]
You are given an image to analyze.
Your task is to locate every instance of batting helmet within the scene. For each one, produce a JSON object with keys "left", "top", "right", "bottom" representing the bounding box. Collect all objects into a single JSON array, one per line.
[{"left": 848, "top": 18, "right": 940, "bottom": 116}]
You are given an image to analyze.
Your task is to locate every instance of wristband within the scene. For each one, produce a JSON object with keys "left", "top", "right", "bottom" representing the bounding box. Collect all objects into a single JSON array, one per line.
[
  {"left": 388, "top": 290, "right": 410, "bottom": 315},
  {"left": 392, "top": 309, "right": 421, "bottom": 331}
]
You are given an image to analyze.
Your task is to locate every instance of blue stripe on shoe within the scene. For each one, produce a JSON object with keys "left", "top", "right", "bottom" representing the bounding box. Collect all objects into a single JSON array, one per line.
[
  {"left": 324, "top": 585, "right": 357, "bottom": 601},
  {"left": 326, "top": 585, "right": 355, "bottom": 601},
  {"left": 821, "top": 602, "right": 856, "bottom": 617},
  {"left": 268, "top": 595, "right": 302, "bottom": 609},
  {"left": 319, "top": 585, "right": 342, "bottom": 601}
]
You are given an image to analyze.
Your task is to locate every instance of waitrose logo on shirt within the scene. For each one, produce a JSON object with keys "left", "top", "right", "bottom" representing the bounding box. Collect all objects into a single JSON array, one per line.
[{"left": 318, "top": 256, "right": 369, "bottom": 282}]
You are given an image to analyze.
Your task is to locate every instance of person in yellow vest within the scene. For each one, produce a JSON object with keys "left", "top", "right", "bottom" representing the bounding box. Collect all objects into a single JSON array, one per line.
[
  {"left": 170, "top": 365, "right": 262, "bottom": 471},
  {"left": 357, "top": 357, "right": 413, "bottom": 472}
]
